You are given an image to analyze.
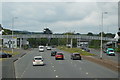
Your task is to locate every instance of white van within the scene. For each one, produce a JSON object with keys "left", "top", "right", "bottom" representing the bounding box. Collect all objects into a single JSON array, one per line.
[{"left": 39, "top": 46, "right": 44, "bottom": 52}]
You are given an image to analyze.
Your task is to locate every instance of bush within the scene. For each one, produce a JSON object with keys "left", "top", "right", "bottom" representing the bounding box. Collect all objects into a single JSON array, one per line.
[
  {"left": 23, "top": 45, "right": 29, "bottom": 50},
  {"left": 115, "top": 48, "right": 120, "bottom": 53}
]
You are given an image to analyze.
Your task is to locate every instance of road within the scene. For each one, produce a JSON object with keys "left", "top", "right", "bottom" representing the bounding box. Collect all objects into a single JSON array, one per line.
[
  {"left": 15, "top": 48, "right": 118, "bottom": 78},
  {"left": 0, "top": 61, "right": 2, "bottom": 79},
  {"left": 90, "top": 48, "right": 119, "bottom": 63}
]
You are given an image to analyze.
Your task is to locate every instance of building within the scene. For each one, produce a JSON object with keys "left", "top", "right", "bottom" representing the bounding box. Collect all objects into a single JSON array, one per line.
[
  {"left": 77, "top": 39, "right": 89, "bottom": 48},
  {"left": 3, "top": 38, "right": 29, "bottom": 48}
]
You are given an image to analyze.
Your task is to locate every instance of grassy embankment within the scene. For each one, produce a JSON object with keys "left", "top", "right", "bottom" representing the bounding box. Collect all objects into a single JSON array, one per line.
[
  {"left": 57, "top": 46, "right": 96, "bottom": 56},
  {"left": 0, "top": 50, "right": 20, "bottom": 60}
]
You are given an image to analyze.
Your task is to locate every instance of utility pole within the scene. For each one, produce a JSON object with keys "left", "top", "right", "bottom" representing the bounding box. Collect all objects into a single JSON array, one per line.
[{"left": 100, "top": 12, "right": 108, "bottom": 59}]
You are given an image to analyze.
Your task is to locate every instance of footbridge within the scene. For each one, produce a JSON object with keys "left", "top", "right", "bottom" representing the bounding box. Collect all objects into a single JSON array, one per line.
[{"left": 2, "top": 34, "right": 115, "bottom": 41}]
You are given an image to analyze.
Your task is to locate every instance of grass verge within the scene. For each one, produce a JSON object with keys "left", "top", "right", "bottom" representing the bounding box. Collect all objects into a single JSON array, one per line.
[
  {"left": 0, "top": 50, "right": 20, "bottom": 56},
  {"left": 57, "top": 46, "right": 96, "bottom": 56}
]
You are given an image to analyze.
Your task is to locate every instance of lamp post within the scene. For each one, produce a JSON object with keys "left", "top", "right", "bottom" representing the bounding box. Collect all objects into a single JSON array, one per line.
[
  {"left": 0, "top": 30, "right": 4, "bottom": 53},
  {"left": 100, "top": 12, "right": 108, "bottom": 59},
  {"left": 12, "top": 17, "right": 18, "bottom": 54}
]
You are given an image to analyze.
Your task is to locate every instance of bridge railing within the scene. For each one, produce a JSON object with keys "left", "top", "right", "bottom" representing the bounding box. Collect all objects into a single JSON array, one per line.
[{"left": 2, "top": 34, "right": 114, "bottom": 41}]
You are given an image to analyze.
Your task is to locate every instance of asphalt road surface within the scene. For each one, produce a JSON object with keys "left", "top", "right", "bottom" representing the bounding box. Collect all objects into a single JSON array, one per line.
[
  {"left": 15, "top": 48, "right": 118, "bottom": 78},
  {"left": 0, "top": 61, "right": 2, "bottom": 79}
]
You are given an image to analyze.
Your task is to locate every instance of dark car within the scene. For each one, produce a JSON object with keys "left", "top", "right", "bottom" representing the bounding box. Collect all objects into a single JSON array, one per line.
[
  {"left": 55, "top": 52, "right": 64, "bottom": 60},
  {"left": 84, "top": 48, "right": 90, "bottom": 52},
  {"left": 71, "top": 53, "right": 81, "bottom": 60},
  {"left": 51, "top": 51, "right": 57, "bottom": 56},
  {"left": 0, "top": 53, "right": 12, "bottom": 58}
]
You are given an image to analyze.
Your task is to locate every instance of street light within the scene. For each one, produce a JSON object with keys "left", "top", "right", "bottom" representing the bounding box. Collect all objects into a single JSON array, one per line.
[
  {"left": 0, "top": 29, "right": 4, "bottom": 53},
  {"left": 12, "top": 17, "right": 18, "bottom": 54},
  {"left": 100, "top": 12, "right": 108, "bottom": 59}
]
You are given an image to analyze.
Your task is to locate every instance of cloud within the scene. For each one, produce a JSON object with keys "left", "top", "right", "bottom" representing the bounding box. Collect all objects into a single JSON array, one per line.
[
  {"left": 2, "top": 0, "right": 119, "bottom": 2},
  {"left": 2, "top": 2, "right": 118, "bottom": 34}
]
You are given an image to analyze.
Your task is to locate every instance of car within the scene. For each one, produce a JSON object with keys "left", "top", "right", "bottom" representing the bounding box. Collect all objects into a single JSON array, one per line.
[
  {"left": 106, "top": 48, "right": 115, "bottom": 56},
  {"left": 46, "top": 46, "right": 51, "bottom": 50},
  {"left": 84, "top": 48, "right": 90, "bottom": 52},
  {"left": 51, "top": 51, "right": 57, "bottom": 56},
  {"left": 0, "top": 53, "right": 12, "bottom": 58},
  {"left": 55, "top": 52, "right": 64, "bottom": 60},
  {"left": 71, "top": 52, "right": 81, "bottom": 60},
  {"left": 33, "top": 56, "right": 44, "bottom": 66},
  {"left": 39, "top": 46, "right": 44, "bottom": 52}
]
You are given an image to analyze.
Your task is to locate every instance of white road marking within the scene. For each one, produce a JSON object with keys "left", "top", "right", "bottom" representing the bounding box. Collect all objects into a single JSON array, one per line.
[
  {"left": 20, "top": 67, "right": 28, "bottom": 78},
  {"left": 56, "top": 75, "right": 59, "bottom": 78},
  {"left": 54, "top": 70, "right": 56, "bottom": 72},
  {"left": 78, "top": 60, "right": 83, "bottom": 63},
  {"left": 86, "top": 72, "right": 88, "bottom": 75},
  {"left": 52, "top": 66, "right": 54, "bottom": 68}
]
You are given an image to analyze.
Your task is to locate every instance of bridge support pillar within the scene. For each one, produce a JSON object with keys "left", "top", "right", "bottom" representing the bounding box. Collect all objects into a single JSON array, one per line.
[
  {"left": 70, "top": 38, "right": 73, "bottom": 48},
  {"left": 20, "top": 38, "right": 22, "bottom": 48}
]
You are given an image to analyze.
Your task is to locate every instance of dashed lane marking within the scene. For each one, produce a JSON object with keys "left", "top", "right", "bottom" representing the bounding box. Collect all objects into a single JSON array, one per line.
[
  {"left": 86, "top": 72, "right": 88, "bottom": 75},
  {"left": 54, "top": 70, "right": 56, "bottom": 72},
  {"left": 56, "top": 75, "right": 59, "bottom": 78}
]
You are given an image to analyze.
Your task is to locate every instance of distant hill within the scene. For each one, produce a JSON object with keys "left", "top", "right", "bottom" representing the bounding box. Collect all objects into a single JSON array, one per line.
[{"left": 0, "top": 25, "right": 43, "bottom": 35}]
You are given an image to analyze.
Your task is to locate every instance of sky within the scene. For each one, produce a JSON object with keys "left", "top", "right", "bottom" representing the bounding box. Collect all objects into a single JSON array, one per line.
[{"left": 0, "top": 0, "right": 119, "bottom": 34}]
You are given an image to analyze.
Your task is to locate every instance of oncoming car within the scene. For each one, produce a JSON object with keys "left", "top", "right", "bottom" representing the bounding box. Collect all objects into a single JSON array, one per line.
[
  {"left": 106, "top": 48, "right": 115, "bottom": 56},
  {"left": 33, "top": 56, "right": 44, "bottom": 66},
  {"left": 55, "top": 52, "right": 64, "bottom": 60},
  {"left": 39, "top": 46, "right": 44, "bottom": 52}
]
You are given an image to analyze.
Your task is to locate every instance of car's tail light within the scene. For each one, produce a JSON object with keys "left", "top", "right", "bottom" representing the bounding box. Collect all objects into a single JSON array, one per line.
[{"left": 33, "top": 60, "right": 35, "bottom": 62}]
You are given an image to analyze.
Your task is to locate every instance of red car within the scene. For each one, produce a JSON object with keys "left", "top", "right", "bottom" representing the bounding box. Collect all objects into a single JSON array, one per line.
[{"left": 55, "top": 52, "right": 64, "bottom": 60}]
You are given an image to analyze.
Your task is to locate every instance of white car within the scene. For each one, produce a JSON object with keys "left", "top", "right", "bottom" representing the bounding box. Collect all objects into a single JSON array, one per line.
[
  {"left": 39, "top": 46, "right": 44, "bottom": 52},
  {"left": 46, "top": 46, "right": 51, "bottom": 50},
  {"left": 33, "top": 56, "right": 44, "bottom": 66}
]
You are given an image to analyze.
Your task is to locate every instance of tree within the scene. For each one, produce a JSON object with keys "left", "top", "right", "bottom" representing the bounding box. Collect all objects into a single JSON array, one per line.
[
  {"left": 43, "top": 28, "right": 53, "bottom": 34},
  {"left": 105, "top": 33, "right": 115, "bottom": 38},
  {"left": 87, "top": 32, "right": 94, "bottom": 36},
  {"left": 98, "top": 32, "right": 106, "bottom": 37}
]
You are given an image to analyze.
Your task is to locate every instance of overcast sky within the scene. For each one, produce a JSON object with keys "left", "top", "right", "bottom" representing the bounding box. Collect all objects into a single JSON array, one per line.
[{"left": 1, "top": 0, "right": 119, "bottom": 34}]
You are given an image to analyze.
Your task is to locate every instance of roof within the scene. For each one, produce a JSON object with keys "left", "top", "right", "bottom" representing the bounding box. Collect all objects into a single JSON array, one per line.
[
  {"left": 72, "top": 52, "right": 80, "bottom": 54},
  {"left": 34, "top": 56, "right": 42, "bottom": 58},
  {"left": 107, "top": 48, "right": 114, "bottom": 50}
]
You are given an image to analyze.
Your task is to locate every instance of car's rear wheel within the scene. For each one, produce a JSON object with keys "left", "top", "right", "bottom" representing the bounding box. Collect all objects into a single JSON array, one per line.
[{"left": 7, "top": 55, "right": 9, "bottom": 58}]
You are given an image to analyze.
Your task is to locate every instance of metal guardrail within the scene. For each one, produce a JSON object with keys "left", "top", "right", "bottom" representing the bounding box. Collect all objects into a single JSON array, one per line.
[{"left": 2, "top": 34, "right": 114, "bottom": 41}]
